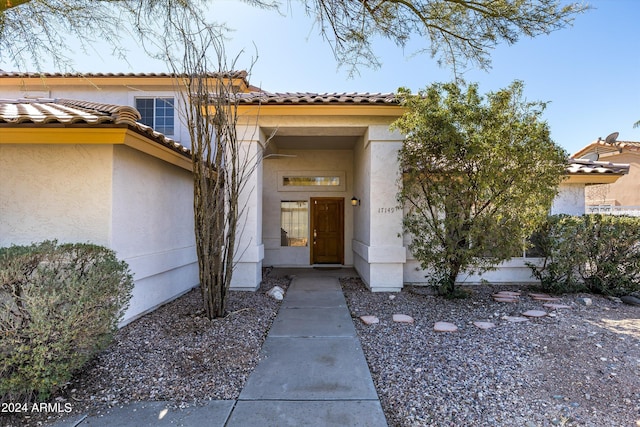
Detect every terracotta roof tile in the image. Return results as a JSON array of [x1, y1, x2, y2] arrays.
[[566, 159, 630, 175], [572, 139, 640, 158], [235, 92, 399, 105], [588, 140, 640, 152], [0, 71, 248, 80], [0, 98, 190, 158]]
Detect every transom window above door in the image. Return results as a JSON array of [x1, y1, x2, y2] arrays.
[[135, 97, 174, 136], [277, 171, 346, 192]]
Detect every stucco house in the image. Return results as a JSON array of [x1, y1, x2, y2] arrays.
[[572, 137, 640, 214], [0, 97, 198, 325], [0, 72, 630, 323]]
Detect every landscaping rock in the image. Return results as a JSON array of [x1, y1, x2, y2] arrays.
[[543, 303, 571, 310], [473, 321, 495, 330], [493, 297, 519, 303], [620, 295, 640, 306], [503, 316, 529, 323], [576, 297, 593, 306], [531, 296, 560, 302], [494, 291, 521, 296], [434, 321, 458, 332], [360, 315, 380, 325], [529, 293, 551, 298], [522, 310, 547, 318], [393, 314, 415, 324], [266, 286, 284, 301]]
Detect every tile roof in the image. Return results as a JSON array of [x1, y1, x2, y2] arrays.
[[572, 139, 640, 158], [0, 71, 248, 80], [586, 140, 640, 152], [234, 92, 400, 105], [0, 98, 190, 158], [566, 159, 630, 175]]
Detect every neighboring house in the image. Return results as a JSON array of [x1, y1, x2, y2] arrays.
[[573, 138, 640, 214], [0, 73, 631, 311]]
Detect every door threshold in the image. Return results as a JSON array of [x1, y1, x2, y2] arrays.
[[312, 264, 344, 270]]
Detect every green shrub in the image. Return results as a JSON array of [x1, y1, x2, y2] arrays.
[[527, 215, 585, 294], [528, 214, 640, 296], [576, 214, 640, 296], [0, 241, 133, 403]]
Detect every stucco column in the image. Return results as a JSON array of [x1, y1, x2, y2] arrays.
[[230, 125, 265, 290], [353, 125, 405, 291]]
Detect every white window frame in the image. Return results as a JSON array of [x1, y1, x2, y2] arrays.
[[134, 96, 175, 136]]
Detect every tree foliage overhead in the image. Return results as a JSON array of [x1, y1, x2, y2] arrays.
[[306, 0, 587, 73], [1, 0, 586, 73], [394, 80, 567, 296]]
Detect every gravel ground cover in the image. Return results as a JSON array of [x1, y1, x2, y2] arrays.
[[3, 273, 290, 427], [341, 277, 640, 427], [4, 272, 639, 427]]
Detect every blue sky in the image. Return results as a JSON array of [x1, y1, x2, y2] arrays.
[[3, 0, 639, 155]]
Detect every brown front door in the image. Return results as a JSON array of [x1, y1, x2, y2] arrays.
[[310, 197, 344, 264]]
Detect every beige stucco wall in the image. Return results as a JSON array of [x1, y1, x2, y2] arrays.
[[262, 148, 354, 267], [352, 135, 371, 284], [111, 145, 198, 324], [0, 141, 197, 326], [585, 153, 640, 206], [352, 126, 405, 291], [0, 144, 113, 246], [552, 182, 585, 216], [231, 137, 265, 290]]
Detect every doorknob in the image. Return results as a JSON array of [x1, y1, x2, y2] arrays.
[[313, 229, 317, 245]]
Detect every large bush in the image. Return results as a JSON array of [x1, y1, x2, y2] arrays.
[[528, 214, 640, 296], [0, 241, 133, 402]]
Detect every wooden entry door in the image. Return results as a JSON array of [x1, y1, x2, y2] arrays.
[[310, 198, 344, 264]]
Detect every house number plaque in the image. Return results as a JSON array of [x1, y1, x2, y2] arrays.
[[377, 207, 397, 214]]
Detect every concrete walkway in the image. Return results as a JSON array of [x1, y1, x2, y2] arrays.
[[53, 269, 387, 427]]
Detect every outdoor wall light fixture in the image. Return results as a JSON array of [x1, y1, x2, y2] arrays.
[[351, 197, 360, 206]]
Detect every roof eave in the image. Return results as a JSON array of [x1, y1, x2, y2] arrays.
[[237, 104, 404, 117], [564, 173, 626, 184]]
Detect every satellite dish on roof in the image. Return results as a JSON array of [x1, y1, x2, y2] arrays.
[[583, 152, 599, 161], [605, 131, 619, 145]]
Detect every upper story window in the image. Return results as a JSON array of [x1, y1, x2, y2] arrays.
[[135, 97, 174, 136]]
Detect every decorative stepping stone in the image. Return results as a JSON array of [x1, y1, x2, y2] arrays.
[[473, 321, 495, 330], [393, 314, 415, 324], [543, 303, 571, 310], [493, 297, 518, 303], [531, 296, 560, 302], [360, 315, 380, 325], [495, 291, 521, 296], [522, 310, 547, 318], [529, 293, 551, 298], [434, 321, 458, 332], [503, 316, 529, 323]]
